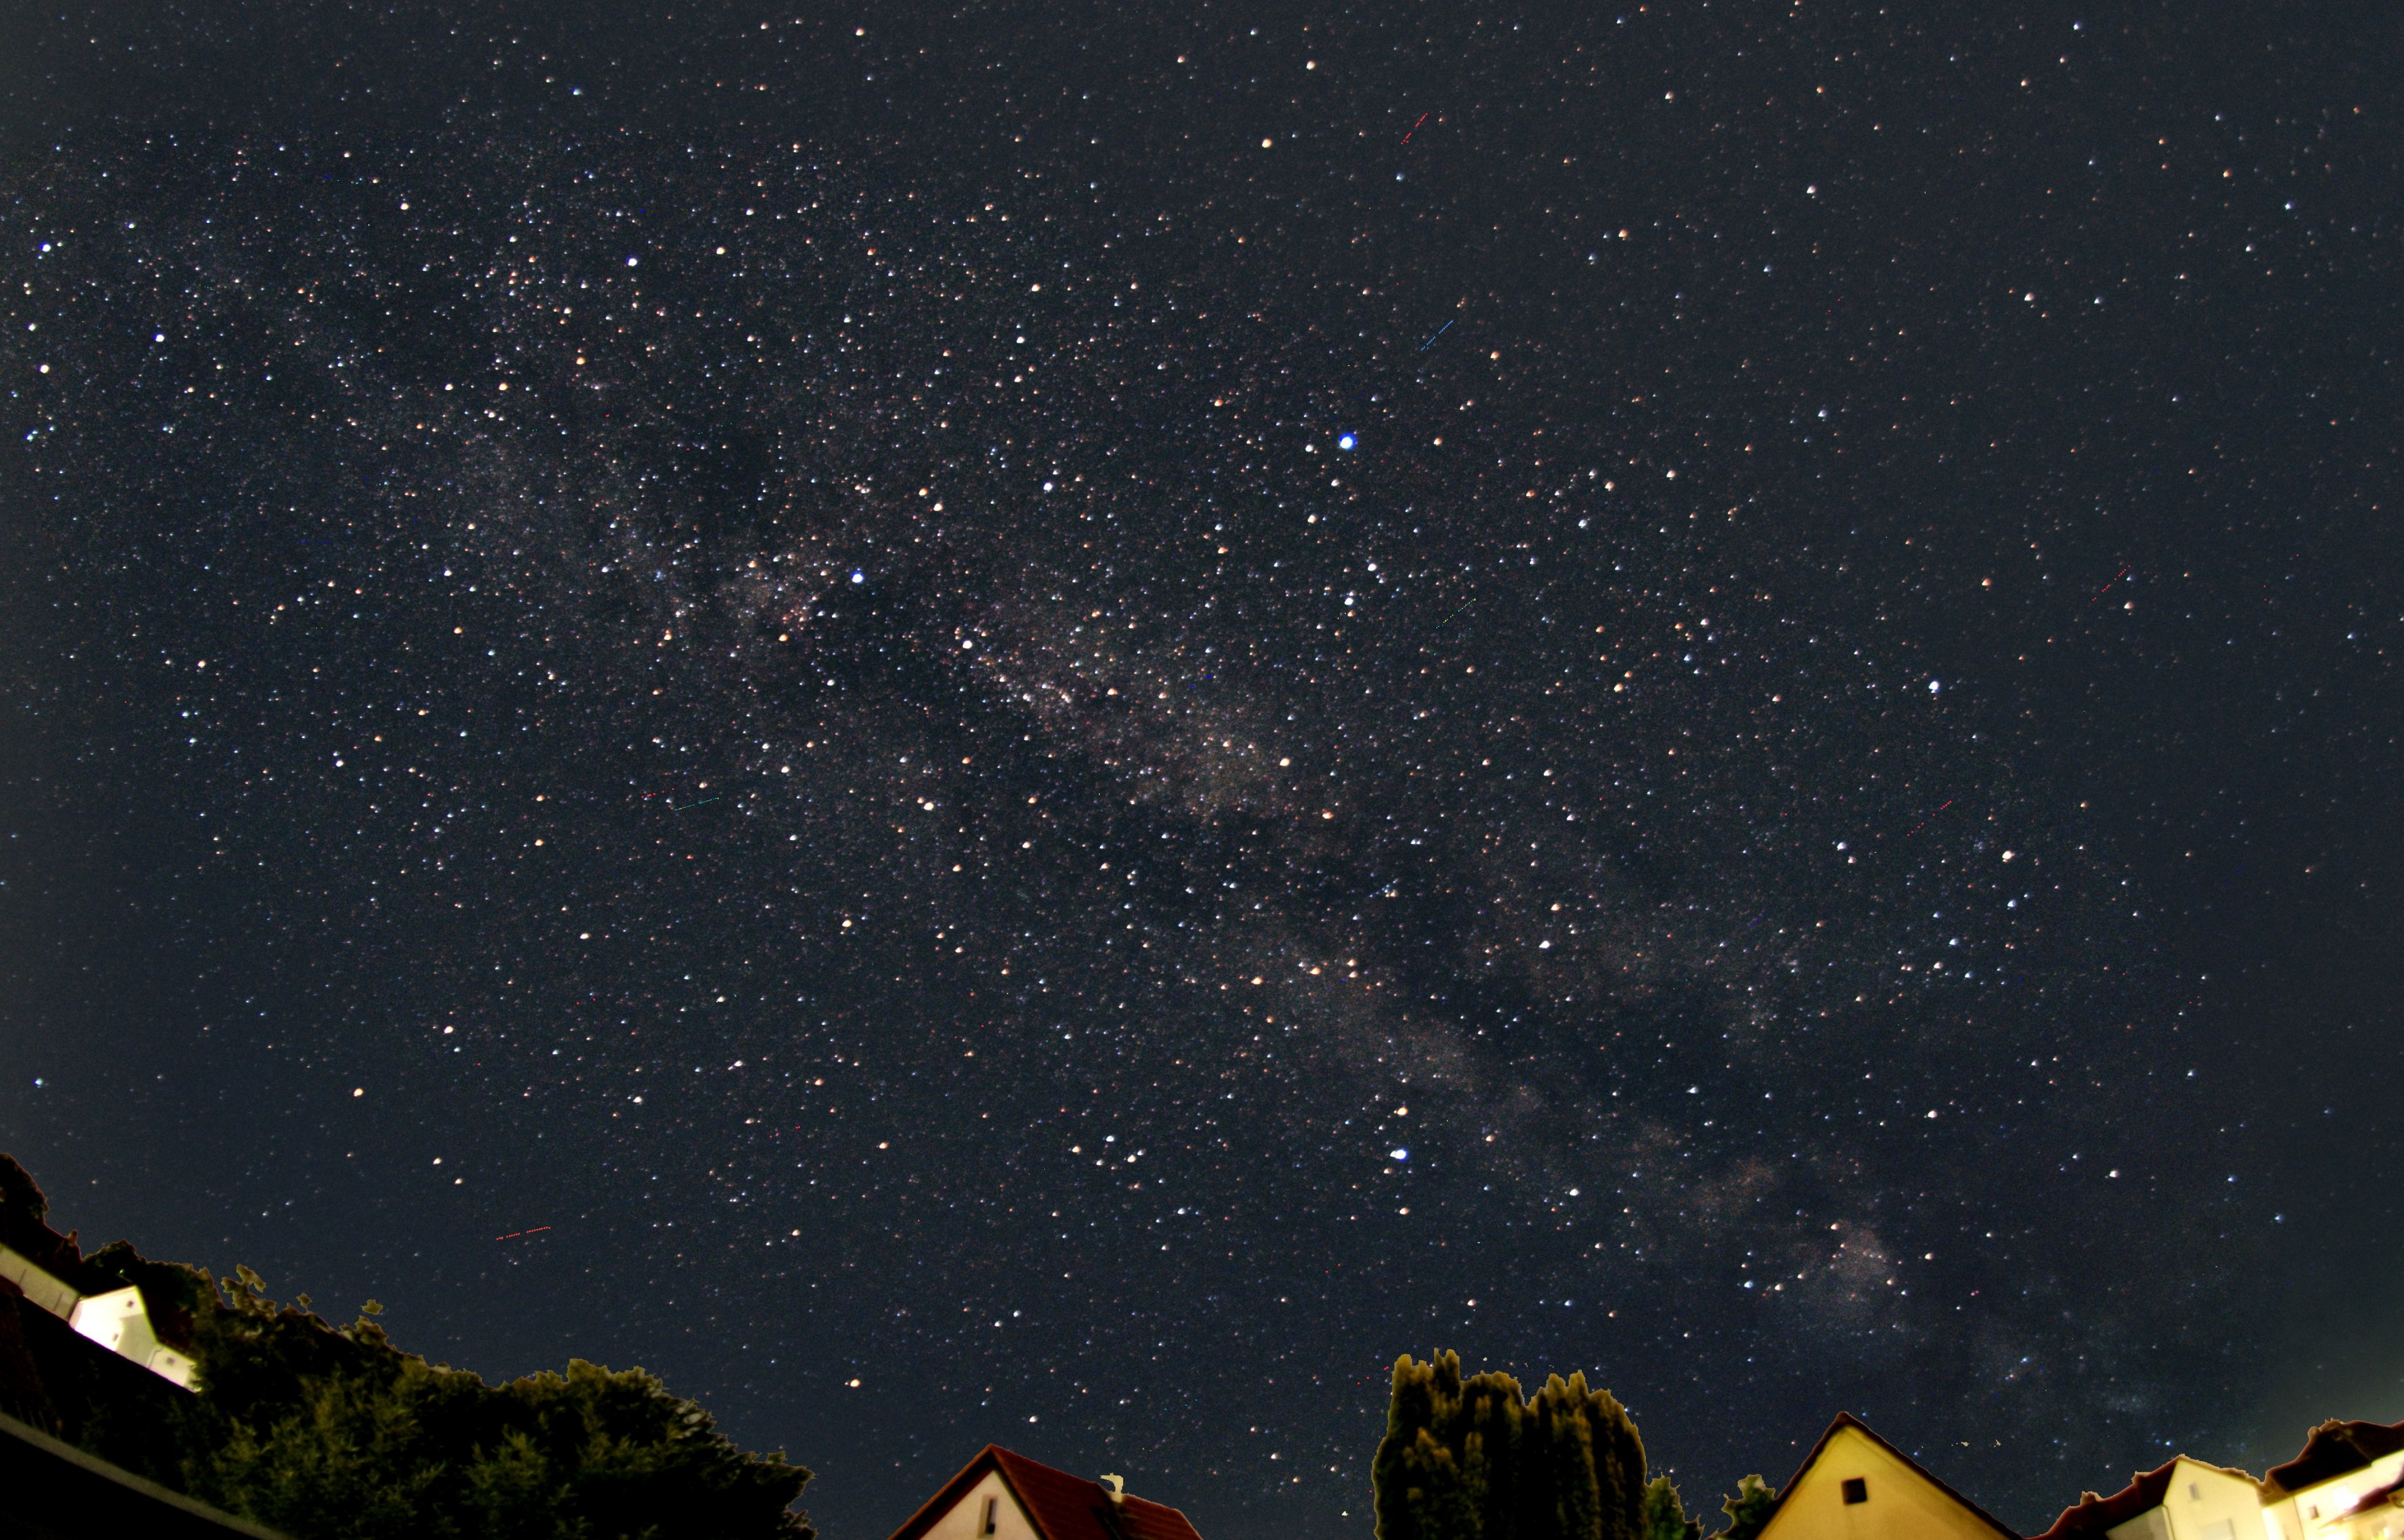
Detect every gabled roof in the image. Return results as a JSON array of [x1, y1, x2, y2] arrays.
[[2266, 1422, 2404, 1498], [885, 1445, 1206, 1540], [2032, 1457, 2258, 1540], [1769, 1412, 2020, 1540]]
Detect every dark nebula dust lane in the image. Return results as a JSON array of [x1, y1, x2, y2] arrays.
[[3, 5, 2400, 1537]]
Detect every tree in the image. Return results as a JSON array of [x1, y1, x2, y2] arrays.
[[1717, 1474, 1781, 1540], [1374, 1352, 1650, 1540], [1642, 1476, 1702, 1540], [178, 1265, 816, 1540]]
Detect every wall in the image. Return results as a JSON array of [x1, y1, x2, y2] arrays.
[[1756, 1425, 2006, 1540], [915, 1469, 1044, 1540]]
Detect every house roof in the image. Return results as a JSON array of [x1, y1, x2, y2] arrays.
[[2266, 1422, 2404, 1499], [1769, 1413, 2021, 1540], [2031, 1457, 2259, 1540], [2031, 1459, 2184, 1540], [885, 1445, 1206, 1540]]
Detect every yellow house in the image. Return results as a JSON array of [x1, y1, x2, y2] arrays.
[[2032, 1455, 2266, 1540], [1752, 1414, 2018, 1540]]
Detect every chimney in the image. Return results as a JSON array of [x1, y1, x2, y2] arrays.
[[1099, 1474, 1126, 1506]]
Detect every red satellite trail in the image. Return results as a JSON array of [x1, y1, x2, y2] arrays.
[[1905, 799, 1955, 838], [2088, 564, 2131, 603], [495, 1226, 552, 1241], [1400, 112, 1429, 144]]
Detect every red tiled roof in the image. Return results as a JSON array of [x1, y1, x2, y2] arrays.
[[886, 1445, 1206, 1540], [2032, 1457, 2265, 1540], [2031, 1460, 2188, 1540]]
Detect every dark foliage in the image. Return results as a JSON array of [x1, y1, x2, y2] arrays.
[[1641, 1476, 1702, 1540], [1373, 1350, 1650, 1540], [1717, 1474, 1780, 1540]]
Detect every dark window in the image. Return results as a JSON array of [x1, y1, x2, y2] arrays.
[[1842, 1479, 1869, 1506], [981, 1496, 999, 1535]]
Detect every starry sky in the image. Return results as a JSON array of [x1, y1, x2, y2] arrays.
[[3, 3, 2400, 1536]]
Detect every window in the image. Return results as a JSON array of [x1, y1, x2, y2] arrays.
[[2191, 1485, 2202, 1503], [1842, 1479, 1869, 1506], [981, 1497, 999, 1536]]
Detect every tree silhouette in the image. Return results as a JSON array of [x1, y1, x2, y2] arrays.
[[1642, 1476, 1703, 1540], [1374, 1351, 1650, 1540], [1717, 1474, 1782, 1540]]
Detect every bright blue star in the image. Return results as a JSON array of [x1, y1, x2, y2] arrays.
[[850, 570, 865, 585], [1337, 434, 1357, 451]]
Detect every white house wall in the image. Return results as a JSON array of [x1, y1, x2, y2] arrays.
[[2111, 1507, 2174, 1540], [918, 1470, 1042, 1540], [2272, 1452, 2404, 1540], [2093, 1459, 2261, 1540], [0, 1245, 80, 1318]]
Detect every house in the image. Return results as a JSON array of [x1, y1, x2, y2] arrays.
[[2028, 1417, 2404, 1540], [2262, 1421, 2404, 1540], [0, 1244, 196, 1390], [1750, 1412, 2019, 1540], [885, 1444, 1207, 1540], [2030, 1455, 2266, 1540]]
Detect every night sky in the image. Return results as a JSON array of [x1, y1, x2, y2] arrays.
[[4, 3, 2400, 1536]]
